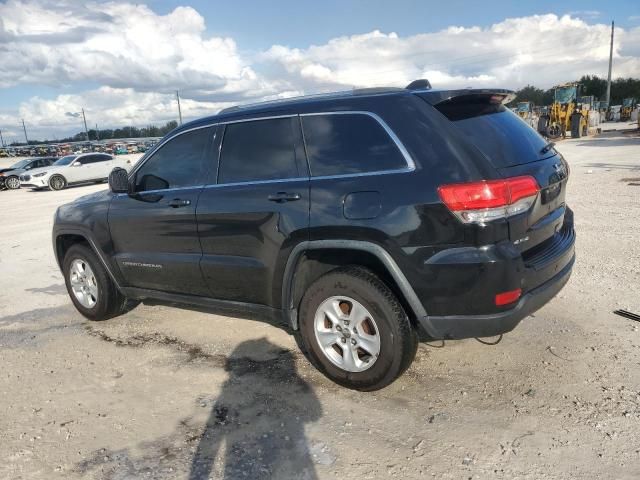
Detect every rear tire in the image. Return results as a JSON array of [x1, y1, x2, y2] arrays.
[[49, 174, 67, 191], [570, 113, 582, 138], [297, 266, 418, 391], [63, 244, 138, 321], [5, 176, 20, 189]]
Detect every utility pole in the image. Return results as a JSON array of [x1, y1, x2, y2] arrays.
[[0, 129, 5, 147], [21, 119, 29, 145], [95, 124, 99, 141], [176, 90, 183, 125], [605, 21, 614, 107], [81, 108, 90, 141]]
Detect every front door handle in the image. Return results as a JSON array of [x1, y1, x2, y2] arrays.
[[268, 192, 301, 203], [168, 198, 191, 208]]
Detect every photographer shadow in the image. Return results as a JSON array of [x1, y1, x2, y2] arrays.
[[189, 338, 322, 480]]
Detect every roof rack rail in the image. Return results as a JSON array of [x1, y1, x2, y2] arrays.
[[406, 79, 432, 90]]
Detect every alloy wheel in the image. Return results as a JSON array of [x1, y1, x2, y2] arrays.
[[6, 176, 20, 189], [313, 296, 381, 373], [69, 258, 98, 308]]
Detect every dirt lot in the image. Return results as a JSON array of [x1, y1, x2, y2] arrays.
[[1, 131, 639, 480]]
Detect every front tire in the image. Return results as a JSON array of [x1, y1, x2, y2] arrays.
[[49, 174, 67, 191], [5, 176, 20, 189], [63, 244, 137, 321], [298, 266, 418, 391]]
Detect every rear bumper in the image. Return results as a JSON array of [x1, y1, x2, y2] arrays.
[[420, 253, 574, 339], [415, 211, 575, 340]]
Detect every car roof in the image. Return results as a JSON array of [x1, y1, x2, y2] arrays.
[[171, 83, 514, 135], [175, 86, 415, 133]]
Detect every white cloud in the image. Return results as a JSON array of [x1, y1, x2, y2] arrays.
[[264, 14, 639, 91], [1, 2, 639, 141]]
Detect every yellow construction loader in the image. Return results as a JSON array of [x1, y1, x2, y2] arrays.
[[621, 97, 636, 121], [546, 82, 590, 139]]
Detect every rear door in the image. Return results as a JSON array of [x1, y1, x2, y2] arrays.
[[428, 93, 570, 252], [196, 116, 310, 307], [65, 155, 95, 182], [88, 154, 113, 179], [108, 126, 215, 295]]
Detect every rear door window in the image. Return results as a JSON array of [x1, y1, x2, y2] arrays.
[[218, 117, 299, 184], [301, 113, 408, 177]]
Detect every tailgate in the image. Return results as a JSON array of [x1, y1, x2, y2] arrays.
[[423, 90, 570, 251], [498, 154, 570, 252]]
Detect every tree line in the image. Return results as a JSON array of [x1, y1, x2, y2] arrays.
[[508, 75, 640, 107], [9, 120, 178, 146]]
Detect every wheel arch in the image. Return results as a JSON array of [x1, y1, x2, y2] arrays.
[[282, 240, 436, 336], [53, 229, 124, 293]]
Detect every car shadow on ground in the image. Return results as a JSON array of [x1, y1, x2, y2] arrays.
[[75, 338, 323, 480]]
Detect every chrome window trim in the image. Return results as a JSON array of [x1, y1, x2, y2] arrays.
[[299, 110, 416, 172], [127, 110, 416, 190], [114, 184, 207, 197], [204, 177, 309, 189], [218, 114, 297, 126], [310, 167, 413, 181]]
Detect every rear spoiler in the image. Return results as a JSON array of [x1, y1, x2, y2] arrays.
[[416, 89, 516, 106]]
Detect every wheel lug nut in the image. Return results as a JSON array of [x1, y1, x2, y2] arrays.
[[351, 339, 357, 345], [336, 326, 342, 332], [341, 337, 346, 343]]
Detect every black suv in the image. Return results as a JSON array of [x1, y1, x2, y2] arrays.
[[53, 82, 575, 390]]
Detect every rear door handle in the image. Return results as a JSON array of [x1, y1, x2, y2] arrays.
[[168, 198, 191, 208], [268, 192, 301, 203]]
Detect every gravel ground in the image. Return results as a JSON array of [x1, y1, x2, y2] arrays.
[[1, 131, 639, 480]]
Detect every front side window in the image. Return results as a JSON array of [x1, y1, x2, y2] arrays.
[[135, 127, 213, 192], [218, 118, 299, 184], [301, 113, 408, 177]]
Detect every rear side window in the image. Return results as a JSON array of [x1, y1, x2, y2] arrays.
[[432, 96, 550, 168], [135, 127, 212, 192], [218, 118, 298, 184], [77, 155, 98, 164], [301, 113, 407, 177]]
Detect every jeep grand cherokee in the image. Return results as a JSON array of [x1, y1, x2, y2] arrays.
[[52, 81, 575, 390]]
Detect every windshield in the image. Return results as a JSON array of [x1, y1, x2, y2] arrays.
[[9, 159, 30, 169], [623, 98, 635, 107], [555, 86, 577, 104], [53, 155, 77, 166], [516, 103, 530, 112]]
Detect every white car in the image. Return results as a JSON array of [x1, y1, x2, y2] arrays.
[[20, 153, 132, 191]]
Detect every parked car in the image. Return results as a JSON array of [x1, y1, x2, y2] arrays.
[[21, 153, 131, 190], [0, 157, 57, 190], [52, 82, 575, 390]]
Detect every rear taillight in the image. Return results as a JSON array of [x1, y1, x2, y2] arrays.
[[438, 176, 539, 224]]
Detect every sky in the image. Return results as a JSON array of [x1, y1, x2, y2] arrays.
[[0, 0, 639, 142]]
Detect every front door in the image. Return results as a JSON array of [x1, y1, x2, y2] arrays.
[[197, 116, 310, 308], [108, 126, 216, 295]]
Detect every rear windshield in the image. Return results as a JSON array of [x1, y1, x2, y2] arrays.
[[434, 97, 552, 168]]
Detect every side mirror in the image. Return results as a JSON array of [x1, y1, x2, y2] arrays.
[[71, 162, 82, 167], [108, 167, 130, 194]]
